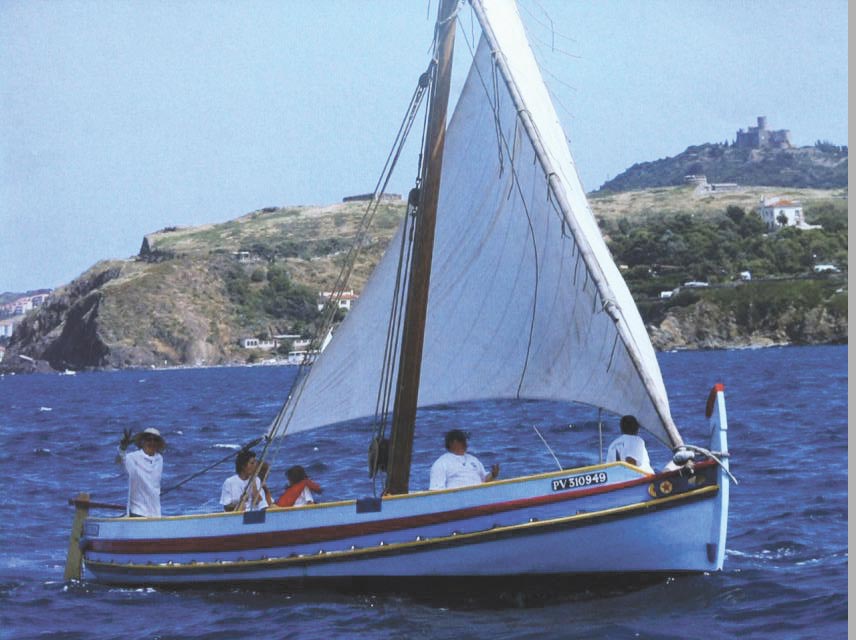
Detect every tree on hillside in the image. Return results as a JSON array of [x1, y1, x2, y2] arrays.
[[725, 205, 745, 224]]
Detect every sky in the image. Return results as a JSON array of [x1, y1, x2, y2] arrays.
[[1, 0, 848, 293]]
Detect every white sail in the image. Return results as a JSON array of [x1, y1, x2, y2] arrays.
[[279, 0, 681, 447]]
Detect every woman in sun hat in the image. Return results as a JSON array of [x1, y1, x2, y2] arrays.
[[117, 427, 166, 517]]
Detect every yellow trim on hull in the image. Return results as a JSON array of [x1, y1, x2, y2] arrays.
[[86, 461, 646, 523], [85, 485, 718, 574]]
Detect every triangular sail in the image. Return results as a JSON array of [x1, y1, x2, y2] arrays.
[[275, 0, 682, 448]]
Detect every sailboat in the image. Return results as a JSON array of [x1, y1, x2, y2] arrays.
[[68, 0, 731, 587]]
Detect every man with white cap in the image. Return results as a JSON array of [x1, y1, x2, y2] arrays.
[[117, 427, 165, 517]]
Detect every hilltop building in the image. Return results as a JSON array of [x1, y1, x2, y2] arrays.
[[735, 116, 791, 150], [342, 193, 402, 203], [757, 197, 820, 230], [684, 175, 739, 193]]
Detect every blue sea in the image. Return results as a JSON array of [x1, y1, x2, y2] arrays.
[[0, 345, 847, 639]]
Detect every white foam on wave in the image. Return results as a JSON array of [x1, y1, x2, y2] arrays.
[[213, 443, 242, 450], [107, 586, 157, 594], [727, 546, 797, 561]]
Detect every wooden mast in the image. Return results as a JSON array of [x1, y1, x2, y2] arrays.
[[386, 0, 457, 495]]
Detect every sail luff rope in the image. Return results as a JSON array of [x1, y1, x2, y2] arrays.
[[467, 0, 682, 447]]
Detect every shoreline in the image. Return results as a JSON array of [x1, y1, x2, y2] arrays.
[[0, 340, 846, 376]]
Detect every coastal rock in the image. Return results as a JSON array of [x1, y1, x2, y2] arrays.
[[3, 264, 121, 371], [649, 297, 847, 351]]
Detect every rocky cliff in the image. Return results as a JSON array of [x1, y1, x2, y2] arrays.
[[2, 192, 847, 373], [648, 297, 848, 351], [2, 202, 401, 373]]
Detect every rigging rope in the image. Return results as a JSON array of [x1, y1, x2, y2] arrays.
[[370, 44, 438, 494], [160, 437, 262, 496], [676, 444, 739, 485], [232, 62, 435, 510], [265, 64, 432, 446], [369, 190, 418, 482]]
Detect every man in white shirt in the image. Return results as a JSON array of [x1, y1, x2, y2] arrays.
[[606, 415, 654, 474], [220, 449, 268, 511], [117, 427, 165, 517], [429, 429, 500, 490]]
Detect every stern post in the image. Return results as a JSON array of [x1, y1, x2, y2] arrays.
[[64, 492, 90, 581]]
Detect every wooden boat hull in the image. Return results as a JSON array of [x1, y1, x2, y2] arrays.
[[83, 471, 726, 586], [81, 390, 730, 587]]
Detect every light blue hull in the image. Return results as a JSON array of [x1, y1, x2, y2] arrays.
[[82, 390, 731, 586]]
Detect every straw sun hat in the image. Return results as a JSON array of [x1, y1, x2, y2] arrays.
[[135, 427, 166, 452]]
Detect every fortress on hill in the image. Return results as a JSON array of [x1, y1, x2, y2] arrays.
[[735, 116, 791, 149]]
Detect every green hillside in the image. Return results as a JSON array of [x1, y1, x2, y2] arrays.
[[2, 187, 847, 372]]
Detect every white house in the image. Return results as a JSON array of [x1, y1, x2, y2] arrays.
[[240, 337, 276, 350], [757, 197, 820, 230], [317, 289, 359, 312], [0, 317, 16, 338]]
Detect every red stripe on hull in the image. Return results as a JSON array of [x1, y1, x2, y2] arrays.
[[86, 462, 716, 555]]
